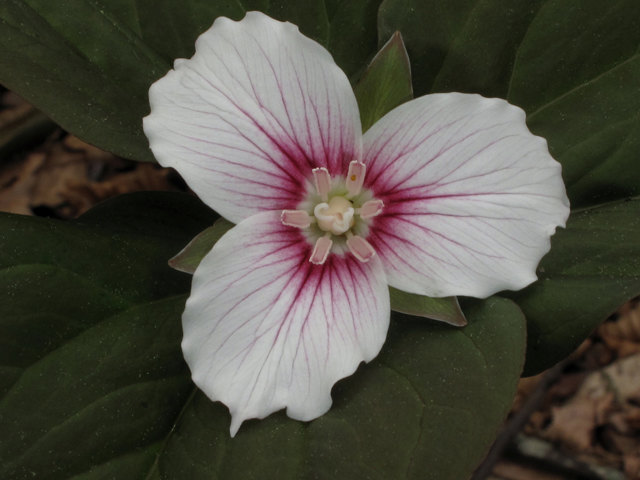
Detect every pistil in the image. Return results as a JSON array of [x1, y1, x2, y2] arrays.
[[281, 163, 384, 265], [314, 196, 355, 235]]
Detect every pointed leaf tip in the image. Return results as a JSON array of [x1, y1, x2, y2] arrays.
[[169, 218, 235, 274], [390, 287, 467, 326], [354, 30, 413, 132]]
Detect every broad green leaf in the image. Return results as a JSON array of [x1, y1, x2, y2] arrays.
[[0, 192, 217, 479], [377, 0, 545, 98], [1, 192, 524, 479], [390, 287, 467, 326], [429, 1, 546, 98], [0, 295, 191, 480], [379, 0, 640, 209], [354, 31, 413, 132], [0, 0, 169, 162], [506, 198, 640, 376], [0, 0, 382, 162], [150, 298, 525, 480], [169, 218, 233, 274], [509, 0, 640, 209], [0, 193, 215, 305]]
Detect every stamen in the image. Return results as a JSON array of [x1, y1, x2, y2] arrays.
[[310, 233, 332, 265], [345, 231, 376, 263], [312, 167, 332, 202], [357, 199, 384, 219], [345, 161, 366, 198], [281, 210, 312, 228]]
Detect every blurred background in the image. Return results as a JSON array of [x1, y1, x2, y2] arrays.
[[2, 87, 639, 480]]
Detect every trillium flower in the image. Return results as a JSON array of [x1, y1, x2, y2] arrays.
[[143, 12, 570, 436]]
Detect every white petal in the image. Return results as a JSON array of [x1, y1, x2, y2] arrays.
[[183, 211, 389, 436], [144, 12, 362, 223], [363, 93, 570, 298]]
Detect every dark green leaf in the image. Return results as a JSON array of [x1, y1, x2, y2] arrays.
[[151, 298, 525, 480], [0, 0, 382, 162], [0, 295, 191, 480], [169, 218, 233, 274], [508, 0, 640, 209], [379, 0, 640, 209], [390, 287, 467, 326], [0, 192, 524, 479], [0, 0, 170, 161], [377, 0, 545, 98], [0, 192, 216, 479], [354, 31, 413, 132], [506, 198, 640, 376], [429, 1, 546, 99]]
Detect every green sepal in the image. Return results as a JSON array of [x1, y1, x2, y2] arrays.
[[169, 218, 234, 274], [390, 287, 467, 326], [353, 31, 413, 132]]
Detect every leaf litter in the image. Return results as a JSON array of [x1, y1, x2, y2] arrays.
[[0, 89, 187, 219], [492, 298, 640, 479]]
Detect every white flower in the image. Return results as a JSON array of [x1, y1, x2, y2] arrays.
[[143, 12, 570, 436]]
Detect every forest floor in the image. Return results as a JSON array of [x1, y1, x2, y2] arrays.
[[2, 89, 639, 480]]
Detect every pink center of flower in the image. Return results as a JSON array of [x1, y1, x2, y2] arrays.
[[281, 161, 384, 265]]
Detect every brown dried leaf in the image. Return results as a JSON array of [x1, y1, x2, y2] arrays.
[[625, 455, 640, 479], [62, 164, 173, 216], [493, 460, 567, 480], [597, 354, 640, 402], [547, 373, 587, 403], [0, 152, 46, 215], [0, 93, 33, 131], [581, 341, 615, 371], [63, 134, 117, 165], [599, 301, 640, 358], [526, 410, 551, 434], [603, 427, 639, 456], [0, 126, 180, 218], [1, 91, 26, 108], [513, 374, 544, 413], [545, 393, 615, 451], [29, 143, 87, 208], [613, 407, 640, 433]]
